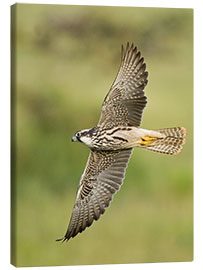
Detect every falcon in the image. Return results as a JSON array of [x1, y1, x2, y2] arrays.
[[57, 43, 187, 242]]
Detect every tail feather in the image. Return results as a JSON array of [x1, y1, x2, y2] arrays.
[[155, 127, 187, 138], [140, 127, 187, 155]]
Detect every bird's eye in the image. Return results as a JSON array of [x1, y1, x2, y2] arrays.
[[76, 132, 80, 137]]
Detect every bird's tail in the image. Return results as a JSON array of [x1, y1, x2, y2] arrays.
[[139, 127, 187, 155]]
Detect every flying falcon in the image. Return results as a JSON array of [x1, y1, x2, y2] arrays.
[[57, 43, 187, 242]]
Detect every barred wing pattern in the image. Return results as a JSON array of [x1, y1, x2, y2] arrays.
[[61, 148, 133, 241], [98, 43, 148, 128]]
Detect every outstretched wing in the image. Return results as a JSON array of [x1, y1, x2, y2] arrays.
[[58, 148, 133, 241], [98, 43, 148, 128]]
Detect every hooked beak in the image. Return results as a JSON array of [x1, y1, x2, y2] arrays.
[[71, 136, 77, 142]]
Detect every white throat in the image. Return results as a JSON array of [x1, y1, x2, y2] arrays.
[[80, 136, 92, 147]]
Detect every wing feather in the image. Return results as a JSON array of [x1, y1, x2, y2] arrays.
[[59, 148, 133, 241], [98, 43, 148, 128]]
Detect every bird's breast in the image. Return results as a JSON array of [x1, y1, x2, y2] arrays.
[[90, 126, 145, 150]]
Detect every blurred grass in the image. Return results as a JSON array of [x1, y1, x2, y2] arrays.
[[11, 3, 193, 267]]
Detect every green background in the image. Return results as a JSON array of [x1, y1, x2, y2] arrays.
[[11, 4, 193, 267]]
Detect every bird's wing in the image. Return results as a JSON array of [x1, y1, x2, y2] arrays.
[[98, 43, 148, 128], [59, 148, 133, 241]]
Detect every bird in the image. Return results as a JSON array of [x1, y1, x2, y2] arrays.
[[57, 42, 187, 242]]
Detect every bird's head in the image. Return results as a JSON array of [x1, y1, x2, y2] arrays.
[[72, 127, 97, 147]]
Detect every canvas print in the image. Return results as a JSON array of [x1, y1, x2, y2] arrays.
[[11, 3, 193, 267]]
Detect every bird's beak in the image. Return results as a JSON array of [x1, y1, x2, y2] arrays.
[[71, 136, 77, 142]]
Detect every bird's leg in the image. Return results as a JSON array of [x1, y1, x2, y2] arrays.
[[139, 136, 157, 145]]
